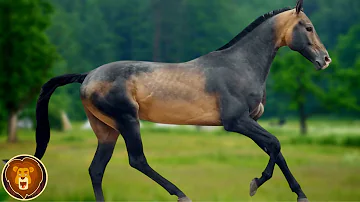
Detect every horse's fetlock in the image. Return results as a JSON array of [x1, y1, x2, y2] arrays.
[[262, 171, 272, 180], [291, 183, 302, 193]]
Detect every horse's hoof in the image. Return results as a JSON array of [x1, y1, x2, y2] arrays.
[[249, 178, 258, 196], [178, 196, 192, 202], [297, 198, 309, 202]]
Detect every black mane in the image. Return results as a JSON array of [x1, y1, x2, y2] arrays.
[[216, 7, 292, 51]]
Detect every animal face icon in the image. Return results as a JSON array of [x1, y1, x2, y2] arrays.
[[13, 164, 34, 190], [2, 155, 47, 200]]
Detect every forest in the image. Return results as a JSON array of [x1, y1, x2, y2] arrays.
[[0, 0, 360, 140]]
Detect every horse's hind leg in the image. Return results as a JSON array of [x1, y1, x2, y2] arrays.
[[84, 76, 189, 201], [116, 113, 190, 201], [84, 108, 119, 202]]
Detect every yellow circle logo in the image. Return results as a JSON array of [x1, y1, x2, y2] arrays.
[[1, 154, 48, 201]]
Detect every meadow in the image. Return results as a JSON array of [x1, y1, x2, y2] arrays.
[[1, 119, 360, 202]]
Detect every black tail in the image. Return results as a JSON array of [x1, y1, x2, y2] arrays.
[[34, 73, 88, 159]]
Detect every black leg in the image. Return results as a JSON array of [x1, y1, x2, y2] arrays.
[[276, 153, 307, 200], [89, 142, 116, 202], [224, 117, 280, 194], [117, 115, 190, 202], [250, 152, 277, 196], [224, 116, 308, 201]]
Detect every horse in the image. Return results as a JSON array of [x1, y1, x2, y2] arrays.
[[31, 0, 331, 201]]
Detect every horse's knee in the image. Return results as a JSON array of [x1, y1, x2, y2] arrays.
[[264, 136, 281, 156], [271, 136, 281, 154]]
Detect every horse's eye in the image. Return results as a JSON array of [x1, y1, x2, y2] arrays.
[[306, 26, 313, 32]]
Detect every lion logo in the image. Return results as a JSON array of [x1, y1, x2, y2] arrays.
[[1, 154, 48, 201]]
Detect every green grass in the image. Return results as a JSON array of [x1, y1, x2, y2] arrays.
[[1, 120, 360, 201]]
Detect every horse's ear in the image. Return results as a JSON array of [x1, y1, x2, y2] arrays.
[[295, 0, 304, 14]]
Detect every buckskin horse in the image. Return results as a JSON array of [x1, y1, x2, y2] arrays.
[[30, 0, 331, 201]]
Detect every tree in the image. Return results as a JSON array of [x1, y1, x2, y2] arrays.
[[305, 0, 360, 49], [331, 24, 360, 113], [270, 47, 360, 135], [0, 0, 58, 142], [46, 0, 154, 121], [336, 24, 360, 69], [270, 50, 330, 134]]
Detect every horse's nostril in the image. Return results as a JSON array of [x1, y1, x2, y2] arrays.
[[325, 56, 331, 63]]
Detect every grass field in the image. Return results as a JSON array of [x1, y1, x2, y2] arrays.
[[1, 120, 360, 201]]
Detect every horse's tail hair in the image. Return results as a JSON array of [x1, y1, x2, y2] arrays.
[[34, 73, 88, 160]]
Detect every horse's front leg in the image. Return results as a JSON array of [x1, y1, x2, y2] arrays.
[[221, 105, 308, 201]]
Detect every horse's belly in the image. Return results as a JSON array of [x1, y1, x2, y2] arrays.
[[137, 96, 221, 126], [131, 66, 221, 126]]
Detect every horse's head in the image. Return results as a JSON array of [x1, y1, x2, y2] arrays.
[[276, 0, 331, 70]]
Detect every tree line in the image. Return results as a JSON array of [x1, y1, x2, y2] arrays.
[[0, 0, 359, 141]]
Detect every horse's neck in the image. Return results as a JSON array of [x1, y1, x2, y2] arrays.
[[222, 18, 279, 83]]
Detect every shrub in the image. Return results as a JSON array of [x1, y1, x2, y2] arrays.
[[288, 135, 360, 148], [289, 136, 314, 145], [342, 136, 360, 147], [317, 135, 339, 146]]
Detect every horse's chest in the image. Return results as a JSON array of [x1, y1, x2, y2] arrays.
[[225, 81, 265, 117]]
